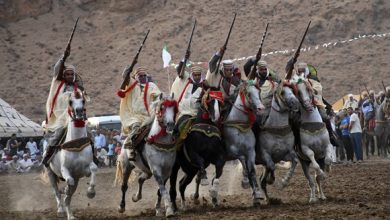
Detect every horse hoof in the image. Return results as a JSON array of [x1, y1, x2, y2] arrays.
[[87, 189, 96, 199], [253, 198, 261, 207], [309, 197, 318, 204], [69, 216, 77, 220], [132, 194, 141, 202], [181, 200, 187, 211], [200, 178, 209, 186], [319, 195, 327, 201], [209, 189, 217, 199], [155, 208, 164, 217], [212, 197, 218, 207], [241, 179, 250, 189], [166, 206, 175, 217], [117, 206, 125, 213], [57, 211, 66, 218]]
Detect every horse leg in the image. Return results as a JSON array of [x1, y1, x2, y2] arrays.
[[86, 162, 98, 199], [47, 168, 65, 217], [247, 153, 265, 205], [280, 152, 299, 189], [64, 179, 79, 220], [153, 173, 174, 217], [117, 162, 135, 213], [301, 145, 326, 179], [238, 157, 250, 189], [61, 166, 75, 186], [316, 159, 327, 200], [186, 145, 208, 185], [209, 159, 224, 207], [132, 172, 151, 202], [191, 172, 201, 205], [300, 159, 317, 203], [179, 172, 196, 211], [169, 161, 180, 212], [260, 167, 271, 204]]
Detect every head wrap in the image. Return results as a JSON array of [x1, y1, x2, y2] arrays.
[[133, 67, 148, 77], [297, 62, 309, 78], [362, 91, 368, 97], [23, 154, 28, 158], [348, 94, 353, 98], [369, 90, 375, 95], [191, 66, 202, 74], [12, 155, 18, 159], [222, 60, 234, 71], [64, 64, 76, 73], [257, 60, 268, 68]]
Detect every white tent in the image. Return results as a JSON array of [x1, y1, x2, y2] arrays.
[[0, 98, 43, 137]]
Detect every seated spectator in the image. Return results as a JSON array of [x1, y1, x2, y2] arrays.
[[96, 148, 108, 167], [0, 156, 8, 173], [19, 154, 34, 173], [32, 153, 43, 172], [8, 155, 22, 173]]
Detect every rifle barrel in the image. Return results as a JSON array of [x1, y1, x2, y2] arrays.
[[215, 13, 237, 75]]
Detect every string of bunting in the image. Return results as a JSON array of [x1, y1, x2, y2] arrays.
[[169, 31, 390, 67]]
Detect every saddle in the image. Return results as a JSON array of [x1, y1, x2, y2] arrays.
[[133, 125, 152, 149], [260, 125, 292, 136], [60, 137, 92, 152], [190, 123, 221, 139]]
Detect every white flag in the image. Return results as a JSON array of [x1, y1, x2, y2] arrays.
[[162, 45, 171, 68]]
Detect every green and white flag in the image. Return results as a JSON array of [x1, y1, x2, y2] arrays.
[[162, 45, 171, 68]]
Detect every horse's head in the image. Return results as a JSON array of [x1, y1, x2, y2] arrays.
[[201, 89, 224, 123], [295, 79, 315, 112], [239, 80, 265, 115], [275, 80, 300, 112], [154, 93, 178, 134], [68, 91, 87, 121], [382, 97, 390, 116]]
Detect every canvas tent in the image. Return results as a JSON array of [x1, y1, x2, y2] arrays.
[[0, 98, 42, 138], [332, 94, 361, 112]]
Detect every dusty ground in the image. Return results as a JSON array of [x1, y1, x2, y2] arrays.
[[0, 158, 389, 219]]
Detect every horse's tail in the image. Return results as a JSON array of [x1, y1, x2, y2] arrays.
[[113, 150, 141, 187], [113, 154, 123, 187], [39, 168, 50, 185]]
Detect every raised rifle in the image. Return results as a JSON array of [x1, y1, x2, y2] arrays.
[[214, 13, 237, 75], [285, 21, 311, 80], [58, 17, 79, 77], [178, 19, 197, 78], [248, 23, 269, 80], [119, 29, 150, 90], [381, 81, 388, 97]]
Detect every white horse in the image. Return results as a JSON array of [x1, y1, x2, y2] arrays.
[[47, 91, 97, 220], [115, 94, 178, 217], [294, 79, 333, 203], [223, 81, 266, 204], [256, 81, 300, 202]]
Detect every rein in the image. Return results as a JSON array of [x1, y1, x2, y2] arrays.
[[67, 107, 86, 128]]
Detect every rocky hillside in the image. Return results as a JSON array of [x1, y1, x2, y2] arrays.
[[0, 0, 389, 122]]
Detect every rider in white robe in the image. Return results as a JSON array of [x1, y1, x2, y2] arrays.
[[118, 67, 161, 161], [42, 52, 85, 166]]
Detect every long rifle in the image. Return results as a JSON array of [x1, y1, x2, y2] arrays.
[[214, 13, 237, 75], [285, 21, 311, 79], [58, 17, 79, 77], [178, 19, 197, 78], [248, 23, 269, 80], [119, 29, 150, 90]]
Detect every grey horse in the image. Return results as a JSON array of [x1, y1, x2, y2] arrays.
[[294, 79, 333, 203], [374, 96, 390, 157], [223, 81, 266, 205], [115, 94, 178, 217], [256, 81, 300, 202]]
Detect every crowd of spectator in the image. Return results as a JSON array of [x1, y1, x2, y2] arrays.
[[0, 127, 125, 175]]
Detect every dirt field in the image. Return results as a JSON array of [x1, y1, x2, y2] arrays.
[[1, 158, 389, 220]]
